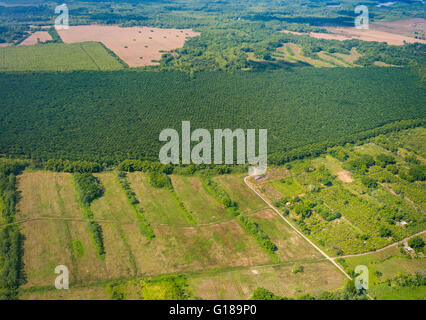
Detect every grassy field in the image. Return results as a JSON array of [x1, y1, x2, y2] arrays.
[[213, 174, 268, 214], [91, 172, 137, 223], [171, 175, 230, 223], [14, 169, 349, 299], [336, 234, 426, 300], [188, 260, 345, 299], [127, 172, 191, 226], [17, 171, 83, 220], [0, 42, 123, 72], [11, 127, 425, 299]]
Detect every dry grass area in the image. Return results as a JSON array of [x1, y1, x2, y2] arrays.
[[17, 171, 83, 220], [189, 261, 345, 299], [371, 18, 426, 39], [16, 170, 346, 299], [91, 172, 137, 223], [171, 175, 229, 223], [127, 220, 271, 276], [278, 43, 334, 67], [20, 220, 74, 288], [213, 174, 268, 214], [20, 31, 52, 45], [20, 285, 108, 300], [334, 48, 361, 64], [56, 25, 200, 67], [249, 209, 322, 261], [281, 25, 426, 45], [0, 43, 11, 47]]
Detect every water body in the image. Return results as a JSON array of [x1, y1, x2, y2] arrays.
[[376, 2, 395, 7]]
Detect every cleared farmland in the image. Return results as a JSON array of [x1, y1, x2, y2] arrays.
[[14, 169, 346, 299], [56, 25, 200, 67]]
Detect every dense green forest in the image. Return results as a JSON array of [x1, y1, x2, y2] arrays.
[[0, 68, 424, 165], [0, 159, 26, 299]]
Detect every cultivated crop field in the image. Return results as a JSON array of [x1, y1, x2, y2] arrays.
[[0, 42, 123, 71]]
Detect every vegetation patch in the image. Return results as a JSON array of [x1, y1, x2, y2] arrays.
[[73, 173, 105, 260]]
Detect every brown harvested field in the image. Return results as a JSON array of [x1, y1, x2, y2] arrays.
[[0, 43, 11, 47], [17, 171, 83, 220], [19, 31, 52, 45], [317, 28, 423, 46], [189, 261, 345, 299], [371, 18, 426, 39], [281, 26, 426, 45], [56, 25, 200, 67]]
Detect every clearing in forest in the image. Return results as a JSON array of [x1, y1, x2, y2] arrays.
[[282, 26, 426, 46], [56, 25, 200, 67], [19, 31, 52, 45]]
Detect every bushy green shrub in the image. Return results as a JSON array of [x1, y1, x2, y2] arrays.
[[237, 215, 277, 254], [73, 173, 104, 205]]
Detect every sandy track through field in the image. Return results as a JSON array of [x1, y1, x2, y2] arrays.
[[244, 176, 352, 280], [335, 230, 426, 259], [244, 174, 426, 297]]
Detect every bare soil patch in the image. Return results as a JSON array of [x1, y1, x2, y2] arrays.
[[337, 170, 354, 183], [281, 26, 426, 45], [56, 25, 200, 67], [371, 18, 426, 39], [256, 209, 276, 220], [20, 31, 52, 45]]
